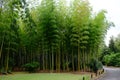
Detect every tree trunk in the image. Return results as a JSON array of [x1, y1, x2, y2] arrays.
[[83, 49, 86, 72], [49, 49, 51, 71], [62, 52, 65, 71], [72, 49, 74, 71], [51, 46, 54, 72], [42, 52, 45, 70], [0, 34, 5, 59], [5, 42, 10, 73], [45, 50, 48, 70], [24, 46, 27, 64], [66, 53, 69, 71], [56, 52, 58, 71], [58, 47, 60, 72], [78, 44, 80, 71]]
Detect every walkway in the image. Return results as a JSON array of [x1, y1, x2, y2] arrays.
[[97, 67, 120, 80]]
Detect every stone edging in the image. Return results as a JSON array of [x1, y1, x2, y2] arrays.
[[93, 70, 106, 80]]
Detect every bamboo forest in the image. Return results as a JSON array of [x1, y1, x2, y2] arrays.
[[0, 0, 112, 75]]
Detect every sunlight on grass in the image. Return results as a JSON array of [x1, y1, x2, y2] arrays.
[[0, 73, 90, 80]]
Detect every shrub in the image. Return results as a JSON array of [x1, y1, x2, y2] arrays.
[[89, 58, 103, 73], [103, 53, 116, 66], [23, 62, 40, 73], [103, 53, 120, 67]]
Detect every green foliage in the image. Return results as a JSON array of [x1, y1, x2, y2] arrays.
[[0, 0, 111, 72], [89, 58, 103, 73], [103, 53, 120, 67], [100, 45, 111, 64], [103, 53, 115, 65], [115, 34, 120, 52], [101, 34, 120, 66], [23, 62, 40, 73], [109, 37, 117, 53]]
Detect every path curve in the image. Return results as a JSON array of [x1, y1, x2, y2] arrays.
[[97, 66, 120, 80]]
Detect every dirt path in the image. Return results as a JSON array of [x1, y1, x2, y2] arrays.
[[97, 67, 120, 80]]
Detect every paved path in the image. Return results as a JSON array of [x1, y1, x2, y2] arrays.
[[97, 67, 120, 80]]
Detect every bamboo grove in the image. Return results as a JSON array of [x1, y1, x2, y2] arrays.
[[0, 0, 112, 73]]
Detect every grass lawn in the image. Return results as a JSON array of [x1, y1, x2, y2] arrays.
[[0, 72, 90, 80]]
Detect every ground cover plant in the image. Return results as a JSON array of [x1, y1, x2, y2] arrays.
[[0, 73, 90, 80]]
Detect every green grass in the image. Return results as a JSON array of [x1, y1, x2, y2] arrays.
[[0, 73, 90, 80]]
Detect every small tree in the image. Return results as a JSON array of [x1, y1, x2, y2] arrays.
[[89, 58, 103, 73]]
